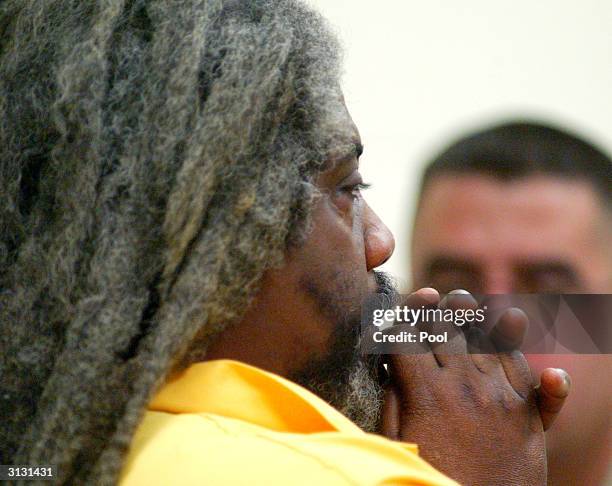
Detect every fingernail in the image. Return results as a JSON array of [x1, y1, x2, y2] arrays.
[[418, 287, 439, 295], [414, 287, 440, 305], [440, 289, 475, 310], [555, 369, 571, 394], [448, 289, 470, 295]]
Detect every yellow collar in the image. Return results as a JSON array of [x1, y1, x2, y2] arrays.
[[150, 359, 364, 434]]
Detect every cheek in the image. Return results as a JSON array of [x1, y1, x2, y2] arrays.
[[289, 197, 369, 301], [311, 196, 365, 263]]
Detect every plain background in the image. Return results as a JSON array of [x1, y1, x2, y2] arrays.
[[307, 0, 612, 289]]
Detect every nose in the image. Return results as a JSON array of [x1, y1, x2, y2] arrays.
[[363, 203, 395, 271], [484, 266, 513, 294]]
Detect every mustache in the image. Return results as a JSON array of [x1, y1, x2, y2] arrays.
[[374, 270, 399, 301], [366, 271, 399, 388]]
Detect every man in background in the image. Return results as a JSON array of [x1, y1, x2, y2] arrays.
[[410, 121, 612, 485]]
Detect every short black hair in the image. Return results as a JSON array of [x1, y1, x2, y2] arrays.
[[420, 121, 612, 208]]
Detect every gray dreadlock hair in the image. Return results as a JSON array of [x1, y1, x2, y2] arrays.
[[0, 0, 346, 483]]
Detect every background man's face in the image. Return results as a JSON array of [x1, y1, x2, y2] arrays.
[[411, 174, 611, 294], [410, 172, 612, 485]]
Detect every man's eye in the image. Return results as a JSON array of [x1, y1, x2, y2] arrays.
[[341, 182, 371, 199]]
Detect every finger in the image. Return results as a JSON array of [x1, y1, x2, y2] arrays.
[[425, 319, 467, 367], [381, 385, 400, 440], [489, 307, 528, 352], [383, 287, 440, 368], [491, 309, 533, 398], [537, 368, 571, 431], [467, 327, 505, 375], [440, 289, 479, 315], [403, 287, 440, 309], [498, 349, 533, 400], [424, 290, 476, 367], [366, 287, 439, 358], [386, 331, 437, 382]]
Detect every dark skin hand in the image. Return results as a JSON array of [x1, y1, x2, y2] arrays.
[[380, 288, 571, 486]]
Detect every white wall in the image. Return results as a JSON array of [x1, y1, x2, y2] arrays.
[[307, 0, 612, 289]]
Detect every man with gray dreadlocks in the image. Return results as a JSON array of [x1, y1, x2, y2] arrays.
[[0, 1, 571, 485]]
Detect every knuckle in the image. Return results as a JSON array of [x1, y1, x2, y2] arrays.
[[497, 385, 524, 412]]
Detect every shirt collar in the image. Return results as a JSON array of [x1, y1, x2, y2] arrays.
[[149, 359, 363, 434]]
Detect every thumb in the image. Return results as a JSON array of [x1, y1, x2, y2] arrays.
[[536, 368, 571, 431], [381, 384, 400, 440]]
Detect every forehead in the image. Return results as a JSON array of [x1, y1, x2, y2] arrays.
[[414, 174, 605, 260]]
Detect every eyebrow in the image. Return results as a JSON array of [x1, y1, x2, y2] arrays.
[[518, 260, 580, 282], [334, 141, 363, 162], [424, 256, 582, 289], [354, 142, 364, 158], [323, 141, 363, 171]]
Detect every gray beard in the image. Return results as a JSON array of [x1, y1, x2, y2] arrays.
[[330, 356, 384, 433], [291, 270, 396, 432], [291, 338, 384, 433]]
